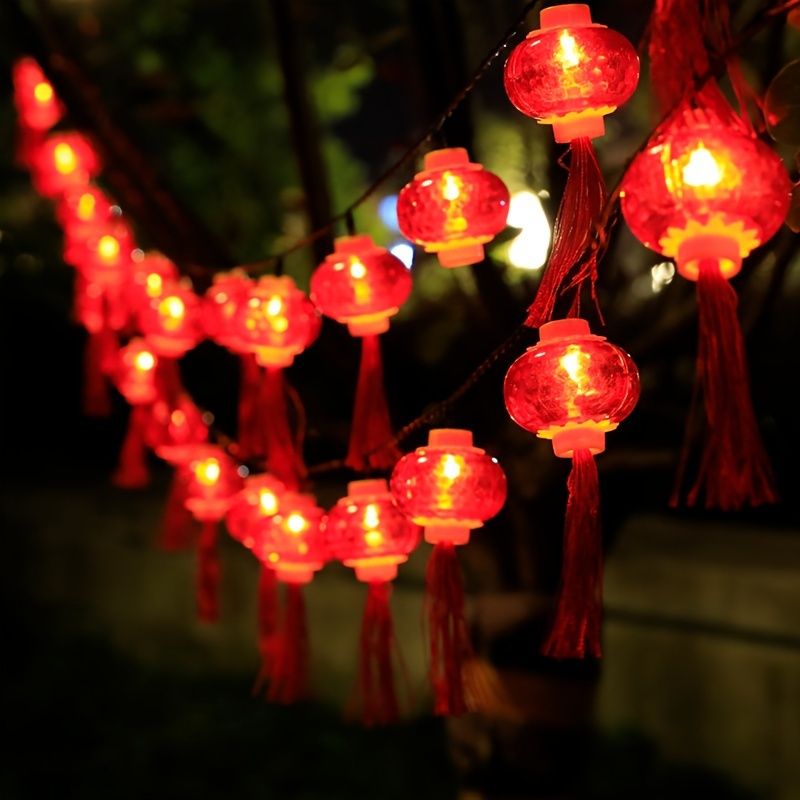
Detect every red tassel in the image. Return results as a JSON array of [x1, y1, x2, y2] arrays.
[[157, 470, 201, 551], [197, 519, 220, 623], [237, 354, 265, 461], [260, 367, 307, 491], [671, 261, 778, 510], [253, 566, 279, 695], [526, 137, 607, 328], [542, 448, 603, 660], [425, 541, 475, 716], [82, 326, 118, 417], [352, 581, 402, 727], [346, 334, 402, 473], [268, 582, 310, 705], [156, 356, 183, 409], [111, 404, 151, 488]]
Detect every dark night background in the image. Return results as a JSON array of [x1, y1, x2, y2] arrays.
[[1, 1, 799, 799]]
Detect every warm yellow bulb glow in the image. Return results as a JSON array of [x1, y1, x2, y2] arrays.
[[558, 31, 582, 68], [160, 296, 185, 320], [34, 82, 53, 103], [171, 409, 186, 426], [266, 296, 283, 316], [442, 173, 462, 201], [268, 552, 279, 563], [196, 458, 221, 486], [259, 491, 278, 515], [146, 274, 163, 297], [54, 143, 77, 174], [134, 351, 156, 372], [364, 530, 384, 548], [270, 316, 289, 333], [363, 504, 380, 529], [97, 236, 120, 261], [77, 193, 96, 221], [286, 513, 307, 534], [441, 455, 461, 480], [682, 144, 722, 188], [349, 260, 367, 279]]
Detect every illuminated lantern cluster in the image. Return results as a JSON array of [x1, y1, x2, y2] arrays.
[[621, 88, 791, 510], [391, 429, 506, 715], [504, 318, 639, 658], [326, 479, 420, 726], [311, 235, 412, 471], [29, 132, 100, 200], [397, 148, 509, 268]]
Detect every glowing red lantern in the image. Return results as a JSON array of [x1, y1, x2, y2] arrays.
[[57, 185, 117, 239], [621, 88, 791, 510], [504, 317, 639, 659], [138, 278, 205, 358], [396, 148, 509, 268], [326, 478, 420, 726], [29, 132, 100, 199], [65, 219, 135, 288], [252, 492, 328, 704], [311, 235, 411, 471], [390, 429, 506, 715], [145, 395, 209, 467], [504, 4, 639, 143], [12, 58, 63, 132]]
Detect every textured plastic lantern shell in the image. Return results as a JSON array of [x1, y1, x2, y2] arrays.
[[12, 58, 63, 131], [144, 397, 209, 465], [621, 112, 792, 280], [226, 473, 287, 549], [390, 429, 507, 545], [31, 133, 100, 198], [57, 186, 116, 238], [64, 221, 135, 286], [396, 148, 510, 267], [124, 254, 180, 317], [138, 280, 205, 358], [326, 479, 420, 582], [182, 446, 243, 522], [504, 319, 640, 458], [310, 236, 412, 336], [232, 276, 321, 367], [253, 493, 328, 584], [202, 270, 252, 348], [113, 339, 159, 405]]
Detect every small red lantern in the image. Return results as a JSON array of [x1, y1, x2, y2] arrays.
[[390, 429, 507, 715], [138, 278, 205, 359], [57, 185, 117, 240], [178, 445, 243, 622], [65, 219, 135, 288], [311, 235, 411, 471], [396, 148, 509, 268], [252, 492, 328, 704], [326, 478, 420, 726], [125, 253, 180, 316], [504, 318, 639, 659], [29, 132, 100, 199], [230, 276, 321, 488], [12, 58, 63, 132], [621, 87, 791, 510]]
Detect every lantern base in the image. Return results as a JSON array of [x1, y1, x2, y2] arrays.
[[549, 112, 607, 144], [424, 525, 472, 546], [435, 242, 486, 268], [551, 426, 606, 458], [348, 556, 407, 583], [185, 498, 229, 522], [346, 312, 393, 337], [143, 334, 192, 359], [254, 347, 296, 368], [274, 563, 321, 585], [676, 234, 742, 281]]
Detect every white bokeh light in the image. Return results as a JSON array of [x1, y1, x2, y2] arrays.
[[390, 241, 414, 268], [506, 191, 551, 270]]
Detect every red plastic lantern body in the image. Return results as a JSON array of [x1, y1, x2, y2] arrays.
[[125, 253, 180, 318], [504, 4, 639, 142], [397, 148, 509, 268], [138, 279, 205, 358], [504, 318, 639, 660], [145, 395, 209, 466], [30, 132, 100, 199], [226, 473, 286, 549], [57, 186, 117, 240], [113, 338, 159, 406], [65, 219, 135, 288], [202, 270, 253, 349], [12, 58, 63, 132]]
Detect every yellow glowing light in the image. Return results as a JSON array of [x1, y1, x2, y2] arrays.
[[558, 31, 582, 68], [286, 513, 306, 534], [559, 345, 596, 407], [268, 552, 279, 563], [54, 143, 77, 174], [682, 144, 722, 188], [365, 530, 384, 548], [97, 235, 120, 261], [196, 458, 221, 486], [77, 193, 96, 221], [442, 455, 461, 480], [270, 316, 289, 333], [364, 504, 380, 529], [134, 351, 156, 372], [160, 296, 185, 320], [349, 259, 367, 279], [259, 491, 278, 515], [266, 296, 283, 316], [146, 274, 163, 297], [171, 409, 186, 426], [34, 82, 53, 103], [442, 173, 461, 202]]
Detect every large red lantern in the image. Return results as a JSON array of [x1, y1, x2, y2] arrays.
[[251, 492, 328, 704], [621, 87, 791, 510], [390, 429, 507, 715], [326, 478, 420, 726], [396, 148, 509, 268], [504, 318, 639, 659], [29, 132, 100, 199], [504, 4, 640, 327], [311, 235, 411, 471], [138, 278, 205, 359], [12, 58, 63, 133], [231, 276, 321, 488]]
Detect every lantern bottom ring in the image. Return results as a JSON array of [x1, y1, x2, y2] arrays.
[[430, 241, 487, 269], [345, 311, 394, 337], [675, 233, 743, 281], [254, 346, 298, 368], [185, 498, 230, 522], [346, 555, 407, 583], [422, 523, 478, 546], [541, 108, 613, 144], [274, 562, 323, 585], [550, 426, 606, 458]]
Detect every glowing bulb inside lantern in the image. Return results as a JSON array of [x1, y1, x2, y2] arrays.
[[134, 351, 155, 372], [286, 513, 306, 534], [441, 455, 462, 480], [558, 31, 582, 68], [259, 490, 278, 515], [146, 274, 163, 297], [77, 193, 96, 221], [97, 236, 120, 261], [442, 174, 462, 201], [364, 504, 380, 528], [266, 296, 283, 316], [196, 458, 221, 486], [160, 296, 185, 321], [682, 144, 722, 188], [34, 82, 53, 103], [171, 409, 186, 426], [268, 552, 279, 563], [349, 260, 367, 279], [54, 143, 77, 174]]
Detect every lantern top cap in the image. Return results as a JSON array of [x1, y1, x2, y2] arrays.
[[347, 478, 390, 497], [423, 147, 471, 172], [539, 318, 591, 341], [539, 4, 593, 30], [427, 428, 474, 448], [333, 234, 376, 255]]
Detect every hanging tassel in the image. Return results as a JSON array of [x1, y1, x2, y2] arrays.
[[156, 356, 183, 409], [267, 582, 310, 704], [82, 325, 118, 417], [197, 519, 220, 622], [542, 448, 603, 660], [111, 404, 151, 488], [253, 566, 279, 696], [352, 581, 401, 727], [671, 260, 778, 510], [526, 137, 607, 328], [346, 334, 402, 473], [260, 367, 307, 491], [157, 469, 201, 551], [237, 354, 265, 461], [425, 541, 475, 716]]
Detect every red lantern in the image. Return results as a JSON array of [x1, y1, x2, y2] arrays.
[[29, 132, 100, 199], [177, 446, 243, 622], [621, 88, 791, 510], [311, 235, 411, 471], [230, 276, 321, 488], [65, 220, 135, 288], [125, 253, 180, 318], [252, 492, 328, 704], [12, 58, 63, 132], [57, 185, 117, 240], [390, 429, 506, 715], [326, 478, 420, 726], [504, 318, 640, 659], [396, 148, 509, 268], [138, 278, 205, 359]]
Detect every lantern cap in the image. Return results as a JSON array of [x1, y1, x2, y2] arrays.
[[427, 428, 474, 448], [539, 318, 592, 342], [423, 147, 471, 172], [333, 234, 376, 255], [539, 4, 593, 30], [347, 478, 390, 497]]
